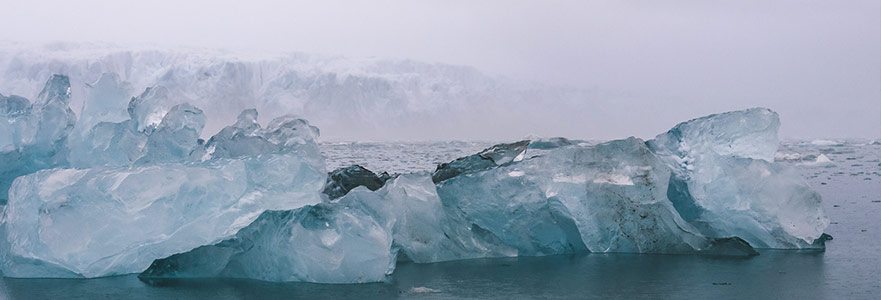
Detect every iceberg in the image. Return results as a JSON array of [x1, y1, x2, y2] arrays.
[[0, 77, 827, 285], [647, 108, 828, 248], [140, 188, 397, 284], [140, 108, 826, 284], [0, 77, 326, 278], [139, 174, 516, 283], [436, 137, 748, 254]]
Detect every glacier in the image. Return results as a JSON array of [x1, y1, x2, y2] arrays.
[[0, 74, 828, 283], [0, 45, 651, 142]]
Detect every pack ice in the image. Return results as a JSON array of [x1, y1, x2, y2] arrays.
[[0, 74, 828, 283]]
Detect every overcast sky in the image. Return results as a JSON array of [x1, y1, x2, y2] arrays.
[[1, 0, 879, 139]]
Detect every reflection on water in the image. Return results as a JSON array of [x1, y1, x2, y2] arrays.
[[0, 250, 830, 300]]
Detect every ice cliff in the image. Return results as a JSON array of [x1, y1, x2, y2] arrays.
[[0, 45, 646, 141], [0, 74, 828, 283]]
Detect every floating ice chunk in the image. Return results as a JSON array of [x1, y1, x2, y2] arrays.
[[369, 174, 516, 262], [810, 139, 840, 146], [439, 138, 712, 254], [649, 108, 828, 248], [797, 154, 835, 168], [815, 154, 832, 164], [0, 111, 325, 278], [140, 187, 395, 284], [668, 156, 828, 248], [409, 287, 441, 294], [774, 152, 816, 162]]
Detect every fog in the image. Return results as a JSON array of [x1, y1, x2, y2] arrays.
[[1, 0, 878, 139]]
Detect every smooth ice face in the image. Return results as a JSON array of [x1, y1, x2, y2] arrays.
[[648, 108, 828, 248], [70, 73, 132, 142], [373, 174, 517, 262], [648, 108, 780, 165], [139, 174, 519, 284], [0, 75, 76, 205], [678, 157, 827, 247], [437, 138, 716, 255], [140, 187, 396, 284], [0, 109, 326, 278]]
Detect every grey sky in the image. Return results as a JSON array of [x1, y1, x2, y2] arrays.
[[2, 0, 879, 139]]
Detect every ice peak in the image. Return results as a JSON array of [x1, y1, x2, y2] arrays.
[[649, 107, 780, 162], [35, 74, 71, 106], [128, 86, 173, 133], [234, 108, 259, 129]]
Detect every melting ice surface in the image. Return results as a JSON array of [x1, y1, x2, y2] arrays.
[[0, 74, 829, 283]]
